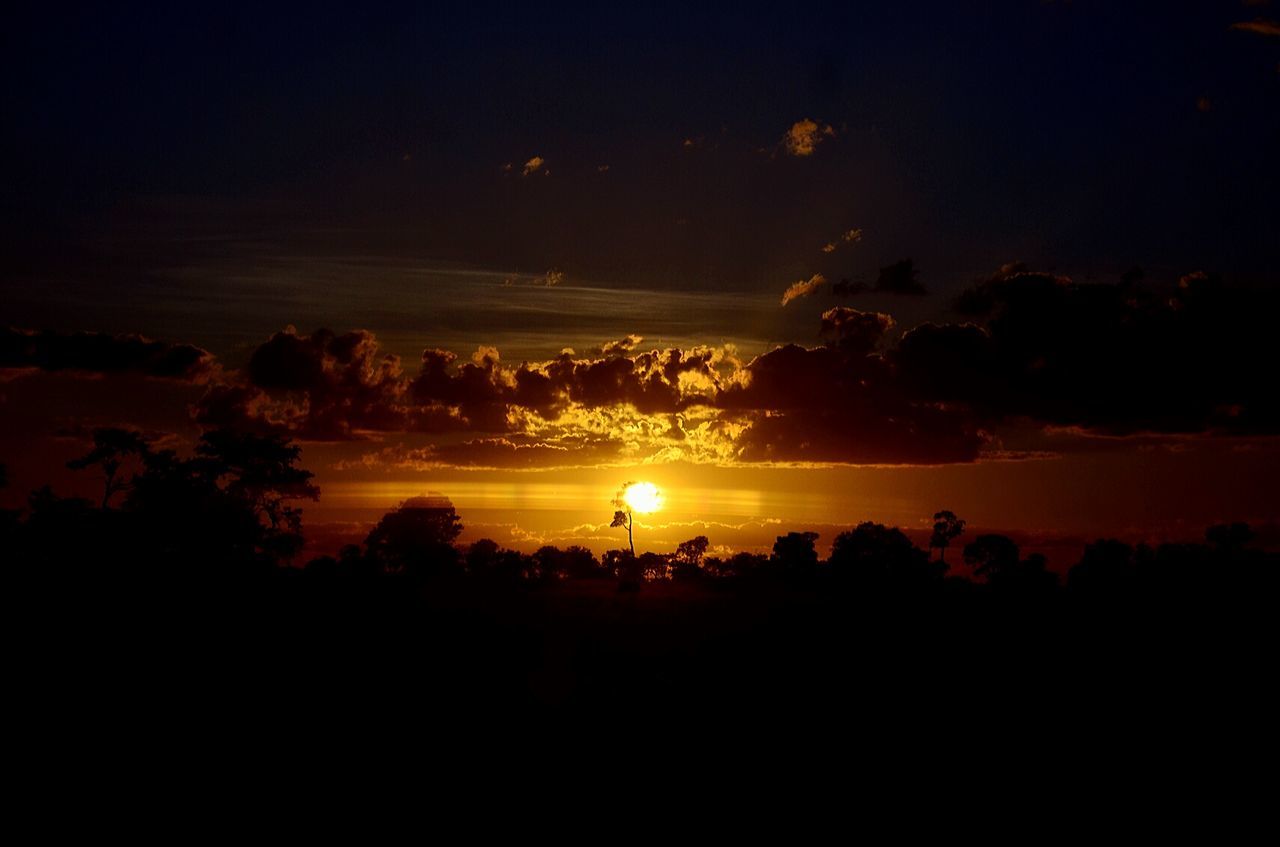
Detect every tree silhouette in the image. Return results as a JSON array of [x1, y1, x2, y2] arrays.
[[611, 481, 637, 555], [673, 535, 710, 580], [195, 429, 319, 532], [962, 534, 1020, 580], [1206, 522, 1253, 551], [773, 531, 820, 579], [67, 427, 152, 509], [365, 495, 463, 576], [929, 510, 966, 565], [830, 522, 940, 586], [105, 429, 321, 570]]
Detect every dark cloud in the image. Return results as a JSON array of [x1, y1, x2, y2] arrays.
[[195, 327, 418, 440], [872, 259, 928, 296], [730, 407, 986, 465], [718, 332, 988, 464], [0, 327, 212, 381], [48, 261, 1280, 467], [830, 278, 869, 297], [905, 265, 1280, 435], [829, 260, 928, 298], [820, 307, 895, 354]]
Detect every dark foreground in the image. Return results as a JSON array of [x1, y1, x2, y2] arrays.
[[21, 567, 1277, 731]]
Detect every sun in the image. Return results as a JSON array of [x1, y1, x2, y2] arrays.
[[623, 481, 663, 514]]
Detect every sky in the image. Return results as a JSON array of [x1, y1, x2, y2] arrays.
[[3, 1, 1279, 566]]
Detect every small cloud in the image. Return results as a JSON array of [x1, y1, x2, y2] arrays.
[[593, 335, 644, 357], [831, 278, 869, 296], [780, 273, 827, 306], [821, 228, 863, 253], [597, 164, 610, 172], [783, 118, 836, 157], [522, 156, 546, 177], [1231, 17, 1280, 36], [873, 259, 928, 296], [502, 162, 513, 174]]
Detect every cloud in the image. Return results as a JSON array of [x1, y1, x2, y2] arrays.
[[0, 327, 213, 381], [902, 264, 1280, 436], [783, 118, 836, 156], [1231, 18, 1280, 36], [820, 308, 895, 353], [821, 228, 863, 253], [92, 262, 1280, 467], [872, 259, 928, 295], [831, 278, 870, 297], [194, 327, 422, 440], [828, 260, 928, 297], [593, 335, 644, 357], [348, 435, 630, 471], [780, 273, 827, 306], [521, 156, 546, 176]]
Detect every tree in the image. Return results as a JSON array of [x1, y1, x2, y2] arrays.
[[67, 427, 152, 509], [195, 429, 319, 533], [772, 531, 820, 579], [962, 534, 1020, 581], [672, 535, 710, 580], [1206, 522, 1253, 551], [611, 481, 637, 555], [676, 535, 709, 567], [829, 522, 939, 586], [364, 495, 463, 576], [929, 510, 966, 565], [962, 534, 1057, 592]]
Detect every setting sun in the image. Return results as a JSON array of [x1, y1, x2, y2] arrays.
[[623, 481, 663, 514]]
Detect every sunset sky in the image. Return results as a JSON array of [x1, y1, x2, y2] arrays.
[[3, 3, 1279, 565]]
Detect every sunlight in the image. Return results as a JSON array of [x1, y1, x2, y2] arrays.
[[623, 481, 663, 514]]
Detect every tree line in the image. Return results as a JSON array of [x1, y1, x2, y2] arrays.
[[2, 427, 1275, 605]]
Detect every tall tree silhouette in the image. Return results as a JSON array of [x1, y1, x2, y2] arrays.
[[611, 481, 637, 555], [66, 428, 152, 508], [929, 510, 966, 564]]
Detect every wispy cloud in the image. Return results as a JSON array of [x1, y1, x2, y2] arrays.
[[1231, 18, 1280, 36], [780, 273, 826, 306], [821, 228, 863, 253]]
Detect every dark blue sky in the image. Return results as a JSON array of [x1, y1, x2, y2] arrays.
[[3, 1, 1278, 357]]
